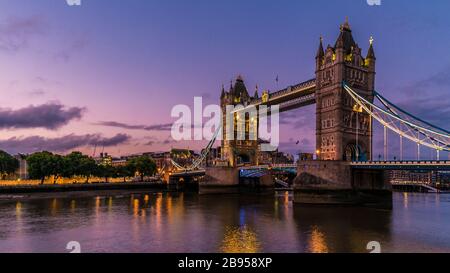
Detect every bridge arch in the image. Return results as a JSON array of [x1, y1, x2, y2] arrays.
[[344, 143, 367, 162], [236, 152, 251, 165]]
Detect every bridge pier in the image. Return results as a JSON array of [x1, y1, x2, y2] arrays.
[[239, 173, 274, 193], [199, 167, 240, 194], [199, 167, 275, 194], [168, 173, 202, 191], [293, 161, 392, 209]]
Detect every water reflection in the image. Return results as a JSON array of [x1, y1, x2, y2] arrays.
[[294, 204, 392, 253], [15, 202, 22, 217], [70, 200, 76, 212], [403, 192, 408, 209], [221, 225, 261, 253], [0, 192, 449, 252], [309, 226, 328, 253], [51, 198, 58, 216]]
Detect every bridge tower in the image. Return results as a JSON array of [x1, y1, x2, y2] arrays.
[[315, 19, 376, 161], [220, 75, 259, 167]]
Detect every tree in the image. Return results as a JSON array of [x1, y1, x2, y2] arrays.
[[63, 151, 97, 183], [95, 164, 114, 183], [79, 156, 97, 183], [51, 154, 64, 184], [127, 156, 157, 182], [27, 151, 61, 184], [114, 165, 133, 182], [0, 150, 19, 179], [62, 151, 85, 178]]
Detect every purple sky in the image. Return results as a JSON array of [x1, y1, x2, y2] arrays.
[[0, 0, 449, 159]]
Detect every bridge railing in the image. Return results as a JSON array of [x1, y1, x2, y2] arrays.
[[250, 78, 316, 105], [351, 161, 450, 165], [271, 164, 297, 168], [269, 79, 316, 99], [239, 164, 297, 170], [279, 94, 315, 110]]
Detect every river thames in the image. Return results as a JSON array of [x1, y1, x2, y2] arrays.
[[0, 191, 449, 253]]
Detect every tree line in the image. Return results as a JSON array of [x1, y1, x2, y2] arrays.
[[0, 150, 19, 179], [0, 150, 157, 184]]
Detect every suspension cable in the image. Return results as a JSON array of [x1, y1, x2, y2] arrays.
[[343, 83, 450, 152]]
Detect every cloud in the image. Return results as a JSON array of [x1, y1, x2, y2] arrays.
[[162, 138, 176, 145], [396, 97, 450, 128], [0, 15, 46, 52], [0, 103, 85, 130], [141, 136, 176, 147], [396, 66, 450, 128], [279, 107, 315, 129], [401, 66, 450, 96], [0, 133, 131, 154], [28, 88, 46, 96], [55, 34, 90, 63], [96, 121, 173, 131], [32, 76, 61, 86], [278, 138, 314, 155]]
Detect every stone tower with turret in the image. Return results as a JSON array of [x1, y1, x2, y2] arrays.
[[220, 76, 259, 166], [315, 19, 376, 161]]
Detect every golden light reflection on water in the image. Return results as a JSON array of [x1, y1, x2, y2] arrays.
[[284, 191, 290, 205], [70, 200, 76, 212], [221, 225, 261, 253], [274, 191, 293, 219], [309, 226, 329, 253], [16, 201, 22, 217], [51, 198, 58, 216], [15, 201, 24, 238], [155, 193, 162, 232], [133, 198, 140, 217], [403, 192, 409, 209], [166, 195, 172, 218]]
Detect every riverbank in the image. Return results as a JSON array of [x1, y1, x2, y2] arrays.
[[0, 181, 167, 195]]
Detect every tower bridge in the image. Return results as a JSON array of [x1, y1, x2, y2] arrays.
[[220, 19, 376, 166], [170, 19, 450, 208]]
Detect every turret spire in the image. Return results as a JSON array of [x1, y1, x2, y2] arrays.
[[221, 84, 226, 98], [335, 17, 356, 53], [316, 35, 324, 59], [366, 36, 376, 59], [254, 84, 259, 99]]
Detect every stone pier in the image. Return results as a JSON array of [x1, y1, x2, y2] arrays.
[[199, 167, 240, 194], [293, 160, 392, 209], [199, 167, 275, 194], [239, 172, 274, 193]]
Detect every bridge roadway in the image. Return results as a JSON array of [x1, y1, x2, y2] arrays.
[[170, 161, 450, 178], [350, 161, 450, 171], [170, 169, 206, 177], [239, 161, 450, 172], [233, 78, 316, 114]]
